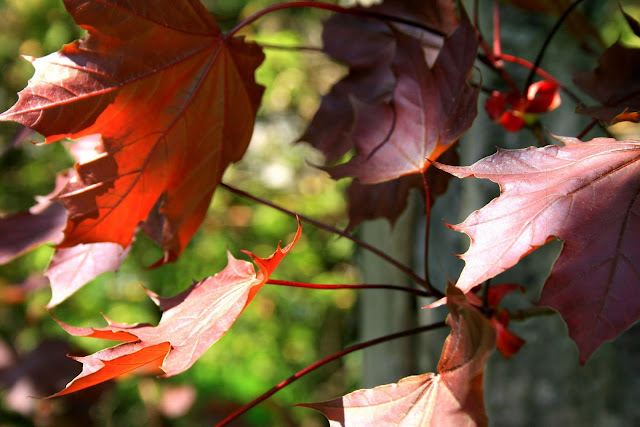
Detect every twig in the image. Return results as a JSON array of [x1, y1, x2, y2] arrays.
[[524, 0, 586, 91], [221, 183, 436, 293], [226, 1, 446, 40], [576, 118, 598, 140]]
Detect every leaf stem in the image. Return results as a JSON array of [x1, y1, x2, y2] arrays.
[[523, 0, 586, 92], [225, 1, 446, 40], [267, 279, 432, 297], [496, 53, 583, 105], [419, 170, 443, 299], [221, 183, 435, 293], [215, 321, 448, 426]]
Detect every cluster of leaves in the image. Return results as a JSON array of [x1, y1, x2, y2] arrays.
[[1, 0, 640, 425]]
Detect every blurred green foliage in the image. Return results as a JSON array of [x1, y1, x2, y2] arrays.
[[0, 1, 360, 425]]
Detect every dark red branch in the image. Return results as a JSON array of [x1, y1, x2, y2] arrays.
[[267, 279, 431, 297], [225, 1, 446, 40]]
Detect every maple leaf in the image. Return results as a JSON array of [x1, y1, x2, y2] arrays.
[[573, 41, 640, 124], [300, 285, 495, 426], [301, 0, 463, 227], [298, 12, 396, 163], [330, 14, 478, 184], [436, 137, 640, 361], [0, 0, 265, 263], [52, 221, 301, 396]]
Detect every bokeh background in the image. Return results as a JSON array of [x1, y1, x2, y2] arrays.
[[2, 1, 640, 426]]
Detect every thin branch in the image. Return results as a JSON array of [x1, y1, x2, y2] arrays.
[[225, 1, 446, 40], [576, 118, 598, 140], [221, 183, 435, 293], [267, 279, 432, 298], [524, 0, 586, 91], [216, 321, 448, 426]]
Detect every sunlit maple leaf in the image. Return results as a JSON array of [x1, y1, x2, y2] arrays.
[[300, 285, 495, 426], [436, 137, 640, 361], [0, 0, 265, 263], [574, 41, 640, 124], [51, 221, 301, 396]]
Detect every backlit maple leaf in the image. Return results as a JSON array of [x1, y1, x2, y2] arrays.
[[300, 285, 495, 426], [0, 0, 265, 263], [51, 221, 301, 396], [436, 137, 640, 361]]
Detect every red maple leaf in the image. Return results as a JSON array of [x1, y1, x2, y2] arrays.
[[0, 0, 265, 263], [51, 221, 301, 396], [300, 285, 495, 426], [436, 137, 640, 361]]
